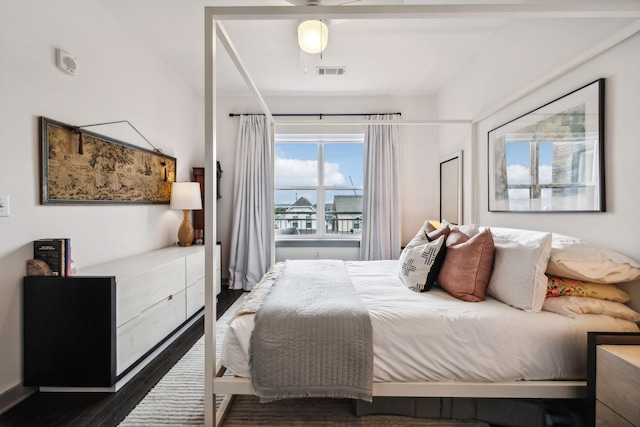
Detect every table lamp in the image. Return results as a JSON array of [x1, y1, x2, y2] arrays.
[[170, 182, 202, 246]]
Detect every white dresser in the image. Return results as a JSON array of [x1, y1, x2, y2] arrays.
[[23, 245, 208, 391]]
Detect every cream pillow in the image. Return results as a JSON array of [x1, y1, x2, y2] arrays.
[[547, 234, 640, 284], [542, 296, 640, 323], [487, 227, 552, 313]]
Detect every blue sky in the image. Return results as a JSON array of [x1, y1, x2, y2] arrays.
[[275, 142, 363, 205], [505, 141, 553, 185]]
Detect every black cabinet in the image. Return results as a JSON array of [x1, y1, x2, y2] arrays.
[[23, 276, 116, 387]]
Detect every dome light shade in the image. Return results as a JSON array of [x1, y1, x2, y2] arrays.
[[297, 19, 328, 54]]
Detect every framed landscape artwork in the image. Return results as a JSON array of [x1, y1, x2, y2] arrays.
[[40, 116, 176, 204], [488, 78, 605, 212]]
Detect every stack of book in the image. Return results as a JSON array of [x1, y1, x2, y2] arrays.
[[33, 238, 72, 277]]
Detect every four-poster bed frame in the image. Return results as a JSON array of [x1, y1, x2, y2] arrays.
[[203, 4, 640, 426]]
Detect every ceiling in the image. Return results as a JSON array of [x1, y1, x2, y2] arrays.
[[98, 0, 640, 99]]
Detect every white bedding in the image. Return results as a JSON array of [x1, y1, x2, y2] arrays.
[[221, 260, 639, 383]]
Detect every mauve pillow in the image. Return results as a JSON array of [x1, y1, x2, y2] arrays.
[[424, 220, 438, 234], [422, 220, 451, 242], [441, 220, 480, 237], [437, 229, 495, 302], [427, 224, 450, 241]]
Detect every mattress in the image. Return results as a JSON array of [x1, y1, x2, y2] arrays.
[[221, 260, 639, 383]]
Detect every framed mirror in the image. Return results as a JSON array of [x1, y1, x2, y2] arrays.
[[440, 150, 462, 225], [488, 79, 605, 212]]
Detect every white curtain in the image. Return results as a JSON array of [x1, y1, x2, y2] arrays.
[[228, 115, 273, 291], [359, 114, 401, 261]]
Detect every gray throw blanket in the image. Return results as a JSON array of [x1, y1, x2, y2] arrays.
[[249, 259, 373, 402]]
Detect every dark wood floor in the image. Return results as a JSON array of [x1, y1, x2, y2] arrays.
[[0, 287, 244, 427]]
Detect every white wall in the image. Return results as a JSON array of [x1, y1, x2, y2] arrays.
[[215, 94, 440, 275], [437, 24, 640, 311], [436, 18, 638, 226], [0, 1, 203, 399]]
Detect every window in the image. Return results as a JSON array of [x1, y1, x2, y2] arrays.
[[274, 134, 364, 239]]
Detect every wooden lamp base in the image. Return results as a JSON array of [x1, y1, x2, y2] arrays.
[[177, 210, 194, 246]]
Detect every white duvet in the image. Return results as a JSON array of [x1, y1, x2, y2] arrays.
[[221, 260, 639, 382]]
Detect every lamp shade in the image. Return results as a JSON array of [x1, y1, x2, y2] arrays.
[[170, 182, 202, 210], [297, 19, 328, 54]]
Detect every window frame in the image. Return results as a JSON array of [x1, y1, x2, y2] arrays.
[[274, 134, 364, 240]]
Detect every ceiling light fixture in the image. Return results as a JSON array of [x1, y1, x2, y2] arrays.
[[297, 19, 328, 54]]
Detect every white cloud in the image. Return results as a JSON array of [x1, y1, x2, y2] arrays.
[[539, 164, 552, 184], [276, 157, 317, 186], [275, 156, 344, 186], [507, 163, 553, 185], [324, 162, 345, 185], [507, 164, 529, 185]]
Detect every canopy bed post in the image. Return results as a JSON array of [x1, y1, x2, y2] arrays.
[[203, 8, 217, 427], [204, 5, 640, 427], [269, 121, 276, 267], [470, 122, 478, 224]]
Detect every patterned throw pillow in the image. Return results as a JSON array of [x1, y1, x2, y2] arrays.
[[398, 235, 447, 292], [546, 275, 630, 303]]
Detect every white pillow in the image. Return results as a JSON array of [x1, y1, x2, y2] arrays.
[[547, 233, 640, 284], [398, 235, 446, 292], [542, 296, 640, 323], [487, 227, 552, 313]]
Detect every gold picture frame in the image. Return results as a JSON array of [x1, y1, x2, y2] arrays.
[[40, 117, 176, 204]]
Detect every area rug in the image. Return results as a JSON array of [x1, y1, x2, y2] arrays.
[[118, 294, 246, 427], [119, 293, 488, 426], [222, 396, 488, 426]]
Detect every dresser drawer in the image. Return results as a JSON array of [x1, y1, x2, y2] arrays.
[[596, 345, 640, 425], [186, 250, 205, 285], [186, 277, 205, 318], [116, 290, 186, 375], [116, 258, 185, 327]]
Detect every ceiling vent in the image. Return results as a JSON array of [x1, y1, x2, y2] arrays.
[[316, 66, 346, 76]]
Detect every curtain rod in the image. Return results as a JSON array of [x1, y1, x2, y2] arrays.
[[228, 112, 401, 118]]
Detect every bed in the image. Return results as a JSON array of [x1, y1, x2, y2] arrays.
[[214, 224, 640, 424]]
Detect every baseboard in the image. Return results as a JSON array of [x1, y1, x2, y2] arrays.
[[0, 383, 37, 416]]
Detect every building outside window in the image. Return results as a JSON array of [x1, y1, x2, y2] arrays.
[[274, 134, 364, 238]]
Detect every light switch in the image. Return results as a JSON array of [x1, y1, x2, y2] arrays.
[[0, 194, 10, 217]]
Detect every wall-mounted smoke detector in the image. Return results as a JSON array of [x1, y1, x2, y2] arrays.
[[316, 66, 346, 76], [56, 48, 77, 76]]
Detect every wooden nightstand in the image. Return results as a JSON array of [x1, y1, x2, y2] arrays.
[[588, 333, 640, 427], [596, 345, 640, 426]]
